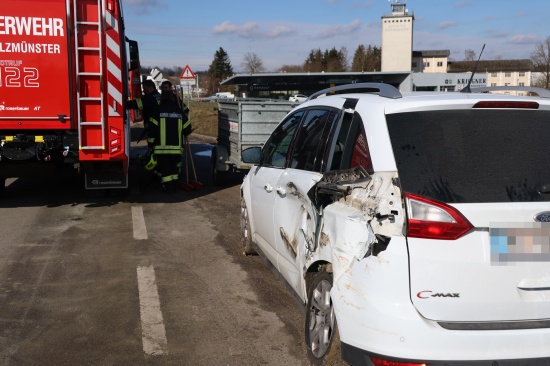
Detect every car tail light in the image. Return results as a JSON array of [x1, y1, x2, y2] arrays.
[[473, 101, 539, 109], [370, 357, 426, 366], [405, 193, 473, 240]]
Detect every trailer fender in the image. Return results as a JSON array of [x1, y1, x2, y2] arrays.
[[212, 144, 230, 172]]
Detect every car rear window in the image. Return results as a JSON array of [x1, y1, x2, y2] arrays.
[[386, 109, 550, 203]]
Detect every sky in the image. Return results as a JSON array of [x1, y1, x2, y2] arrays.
[[120, 0, 549, 73]]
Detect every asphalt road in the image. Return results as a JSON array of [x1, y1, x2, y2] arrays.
[[0, 132, 312, 365]]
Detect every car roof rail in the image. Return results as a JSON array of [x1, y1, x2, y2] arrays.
[[469, 86, 550, 99], [308, 82, 402, 101]]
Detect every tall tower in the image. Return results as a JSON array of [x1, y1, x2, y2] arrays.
[[381, 0, 414, 72]]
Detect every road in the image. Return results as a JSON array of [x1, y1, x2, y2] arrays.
[[0, 132, 311, 365]]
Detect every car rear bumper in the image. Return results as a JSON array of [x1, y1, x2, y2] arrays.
[[341, 343, 550, 366], [332, 237, 550, 362]]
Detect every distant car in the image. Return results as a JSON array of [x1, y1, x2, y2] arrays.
[[241, 82, 550, 365], [288, 94, 308, 103]]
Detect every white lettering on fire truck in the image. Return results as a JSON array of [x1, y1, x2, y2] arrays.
[[0, 42, 61, 54], [0, 60, 23, 66], [0, 16, 64, 36]]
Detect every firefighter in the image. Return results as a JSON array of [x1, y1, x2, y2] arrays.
[[148, 89, 192, 192], [127, 79, 161, 145], [160, 80, 190, 118]]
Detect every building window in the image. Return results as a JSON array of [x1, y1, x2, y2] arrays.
[[412, 62, 417, 68], [519, 82, 525, 86], [437, 61, 443, 67], [518, 93, 524, 96], [423, 62, 430, 67], [519, 72, 525, 77], [491, 83, 497, 86], [505, 72, 511, 77], [505, 83, 510, 86], [491, 72, 497, 77]]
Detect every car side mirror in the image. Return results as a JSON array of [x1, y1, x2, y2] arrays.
[[242, 146, 261, 164]]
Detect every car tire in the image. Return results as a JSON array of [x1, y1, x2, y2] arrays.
[[305, 270, 341, 366], [240, 198, 256, 255]]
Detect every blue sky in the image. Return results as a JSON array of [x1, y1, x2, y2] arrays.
[[121, 0, 548, 73]]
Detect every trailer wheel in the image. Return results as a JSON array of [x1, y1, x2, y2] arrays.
[[211, 149, 227, 186]]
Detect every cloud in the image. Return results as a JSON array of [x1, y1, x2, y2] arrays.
[[353, 1, 374, 8], [454, 1, 473, 8], [508, 33, 540, 45], [513, 12, 527, 18], [436, 21, 458, 30], [122, 0, 165, 14], [318, 19, 363, 38], [267, 26, 293, 38], [212, 21, 260, 38], [484, 29, 508, 38]]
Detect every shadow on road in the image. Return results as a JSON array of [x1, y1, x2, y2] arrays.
[[0, 142, 247, 209]]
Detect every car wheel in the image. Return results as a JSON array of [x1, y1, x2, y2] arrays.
[[305, 270, 340, 365], [240, 198, 256, 255]]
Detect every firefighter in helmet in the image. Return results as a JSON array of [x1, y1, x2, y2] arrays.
[[147, 89, 191, 192], [127, 79, 161, 132]]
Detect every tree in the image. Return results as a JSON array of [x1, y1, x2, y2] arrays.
[[304, 48, 324, 72], [351, 44, 381, 72], [279, 64, 304, 72], [464, 49, 477, 61], [531, 36, 550, 89], [241, 52, 265, 73], [303, 47, 348, 72], [207, 47, 234, 93]]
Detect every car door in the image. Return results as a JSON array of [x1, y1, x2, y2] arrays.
[[248, 110, 305, 265], [273, 105, 344, 298]]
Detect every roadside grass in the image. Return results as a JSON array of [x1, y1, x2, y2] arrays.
[[188, 101, 218, 137]]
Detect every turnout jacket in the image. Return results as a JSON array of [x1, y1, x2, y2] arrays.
[[126, 90, 161, 127], [148, 101, 190, 155]]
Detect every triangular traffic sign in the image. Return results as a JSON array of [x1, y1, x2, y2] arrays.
[[180, 65, 195, 79]]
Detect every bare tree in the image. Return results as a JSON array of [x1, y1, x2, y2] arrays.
[[279, 64, 304, 72], [241, 52, 265, 73], [464, 49, 477, 61], [531, 36, 550, 89]]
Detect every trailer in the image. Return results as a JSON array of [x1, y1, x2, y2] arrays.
[[211, 99, 299, 185], [0, 0, 140, 193]]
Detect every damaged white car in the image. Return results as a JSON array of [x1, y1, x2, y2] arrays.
[[240, 83, 550, 366]]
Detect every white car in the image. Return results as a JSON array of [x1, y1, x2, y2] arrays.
[[289, 94, 308, 103], [240, 83, 550, 365]]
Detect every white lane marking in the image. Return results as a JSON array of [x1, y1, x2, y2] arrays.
[[137, 266, 168, 356], [132, 206, 148, 240]]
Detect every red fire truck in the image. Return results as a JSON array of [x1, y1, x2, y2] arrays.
[[0, 0, 141, 192]]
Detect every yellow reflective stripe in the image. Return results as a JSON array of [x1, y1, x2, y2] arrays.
[[182, 119, 191, 129], [147, 137, 155, 143], [35, 136, 44, 142], [154, 147, 182, 154], [150, 118, 159, 126], [178, 119, 182, 147], [136, 99, 143, 109], [5, 136, 13, 141], [160, 118, 166, 146]]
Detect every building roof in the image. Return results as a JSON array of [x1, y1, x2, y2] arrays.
[[448, 59, 534, 72], [413, 50, 451, 58], [220, 71, 410, 88]]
